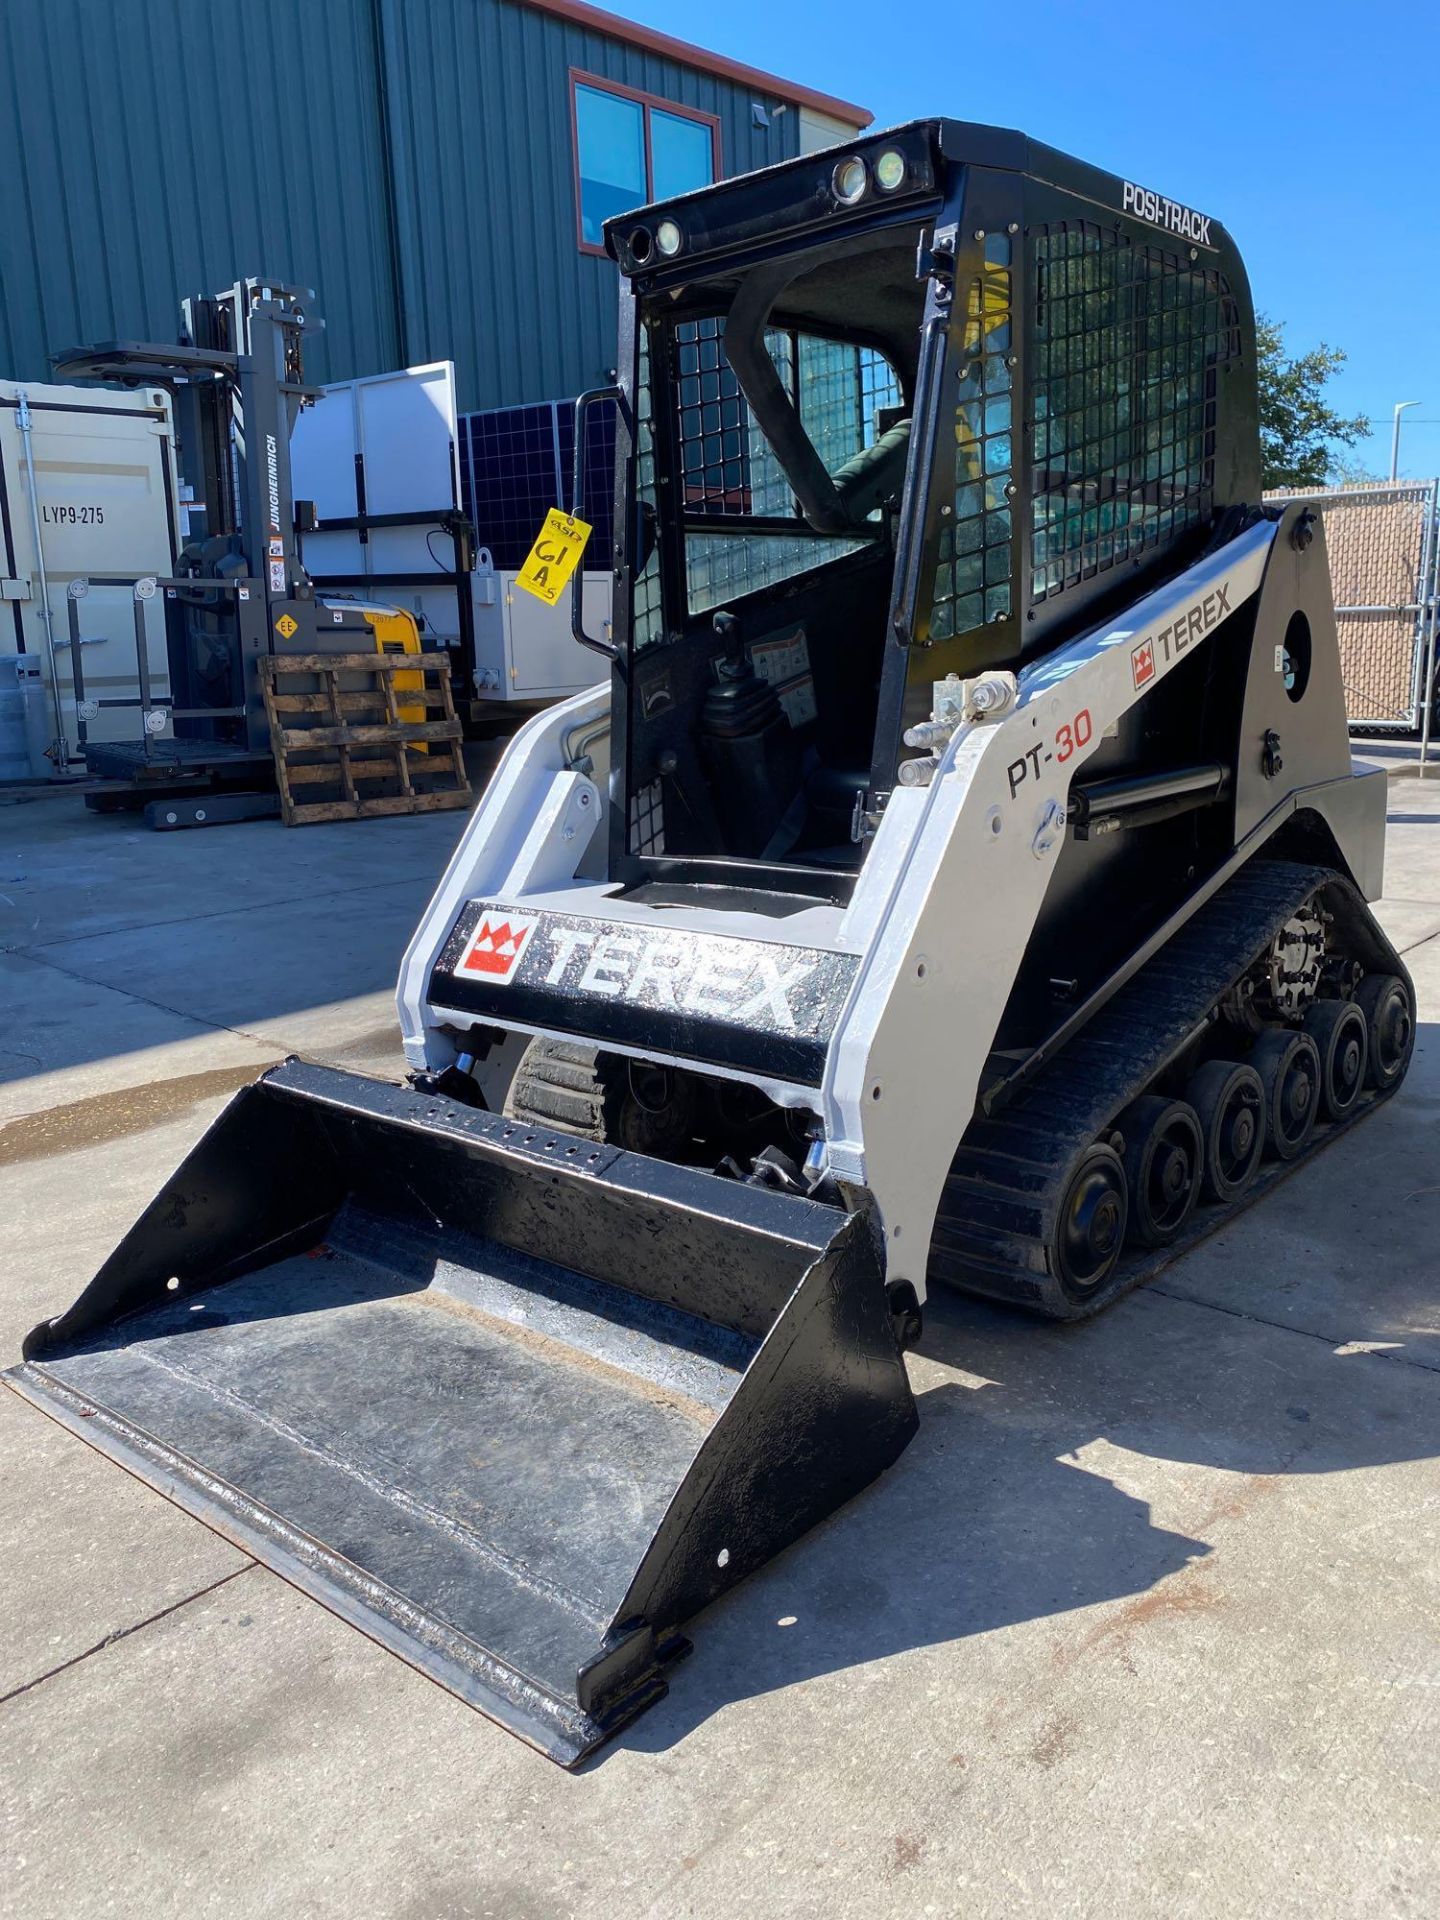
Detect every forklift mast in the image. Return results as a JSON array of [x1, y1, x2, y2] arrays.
[[49, 280, 425, 789], [176, 279, 316, 604]]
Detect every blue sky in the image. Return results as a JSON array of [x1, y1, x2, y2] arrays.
[[625, 0, 1440, 479]]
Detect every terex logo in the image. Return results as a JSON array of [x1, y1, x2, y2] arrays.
[[541, 928, 814, 1031], [1132, 584, 1232, 691], [451, 908, 828, 1034], [458, 913, 537, 983], [442, 906, 859, 1061]]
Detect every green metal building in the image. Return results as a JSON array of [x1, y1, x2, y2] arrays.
[[0, 0, 869, 410]]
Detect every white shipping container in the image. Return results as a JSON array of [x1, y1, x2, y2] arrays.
[[0, 379, 181, 776]]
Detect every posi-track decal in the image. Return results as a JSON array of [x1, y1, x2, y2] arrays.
[[1121, 180, 1215, 249]]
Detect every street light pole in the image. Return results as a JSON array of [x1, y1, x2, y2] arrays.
[[1391, 400, 1421, 482]]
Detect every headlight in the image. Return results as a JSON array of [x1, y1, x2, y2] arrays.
[[874, 148, 907, 192], [832, 155, 868, 205], [655, 219, 683, 258]]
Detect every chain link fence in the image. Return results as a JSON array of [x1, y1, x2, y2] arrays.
[[1264, 480, 1439, 753]]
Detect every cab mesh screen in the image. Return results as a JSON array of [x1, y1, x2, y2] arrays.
[[631, 326, 664, 651], [1028, 224, 1238, 603], [930, 232, 1015, 642]]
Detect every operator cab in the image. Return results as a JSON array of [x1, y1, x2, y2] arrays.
[[602, 130, 944, 896], [600, 119, 1254, 907]]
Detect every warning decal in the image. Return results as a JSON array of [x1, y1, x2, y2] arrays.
[[457, 911, 539, 984], [275, 613, 299, 640], [515, 509, 591, 606]]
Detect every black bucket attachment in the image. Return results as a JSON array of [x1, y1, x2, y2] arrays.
[[7, 1061, 917, 1765]]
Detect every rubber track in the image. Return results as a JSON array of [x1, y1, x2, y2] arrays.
[[504, 1038, 611, 1140], [931, 858, 1410, 1320]]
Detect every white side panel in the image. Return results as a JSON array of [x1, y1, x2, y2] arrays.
[[798, 108, 859, 154], [290, 362, 458, 517], [300, 526, 367, 579], [368, 526, 463, 644], [0, 381, 179, 770], [825, 523, 1278, 1302]]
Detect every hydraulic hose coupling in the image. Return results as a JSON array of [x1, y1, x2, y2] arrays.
[[900, 670, 1020, 785]]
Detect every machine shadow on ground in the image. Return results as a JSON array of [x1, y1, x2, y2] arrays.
[[605, 1122, 1440, 1763]]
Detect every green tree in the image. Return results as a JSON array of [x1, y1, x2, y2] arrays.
[[1255, 315, 1370, 489]]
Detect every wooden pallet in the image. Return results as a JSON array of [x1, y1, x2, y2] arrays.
[[260, 652, 472, 826]]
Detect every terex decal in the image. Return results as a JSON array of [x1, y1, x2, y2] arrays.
[[1129, 582, 1234, 697], [457, 912, 538, 983], [434, 904, 862, 1084], [1145, 582, 1232, 675]]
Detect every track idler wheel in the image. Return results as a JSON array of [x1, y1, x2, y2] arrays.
[[1356, 973, 1415, 1090], [1187, 1060, 1265, 1202], [1250, 1028, 1321, 1161], [1117, 1096, 1203, 1248], [1052, 1143, 1128, 1302], [1302, 999, 1369, 1120]]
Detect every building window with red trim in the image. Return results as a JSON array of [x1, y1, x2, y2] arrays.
[[572, 74, 719, 252]]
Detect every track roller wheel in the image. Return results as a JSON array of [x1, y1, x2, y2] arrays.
[[1250, 1028, 1321, 1162], [1187, 1060, 1265, 1202], [1051, 1143, 1128, 1303], [1355, 973, 1415, 1090], [1117, 1096, 1203, 1248], [1302, 999, 1369, 1120]]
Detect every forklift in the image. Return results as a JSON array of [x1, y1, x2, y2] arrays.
[[54, 278, 466, 827]]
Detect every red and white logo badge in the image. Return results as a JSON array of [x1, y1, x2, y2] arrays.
[[457, 911, 538, 984], [1132, 638, 1156, 689]]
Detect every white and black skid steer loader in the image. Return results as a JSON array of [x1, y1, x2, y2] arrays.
[[9, 121, 1416, 1765]]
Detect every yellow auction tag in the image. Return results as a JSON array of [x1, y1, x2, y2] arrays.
[[515, 508, 592, 606]]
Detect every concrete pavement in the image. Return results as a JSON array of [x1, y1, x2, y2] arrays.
[[2, 770, 1437, 1919]]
